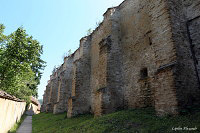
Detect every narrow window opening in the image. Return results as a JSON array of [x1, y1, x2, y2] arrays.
[[140, 68, 148, 79], [149, 37, 152, 45]]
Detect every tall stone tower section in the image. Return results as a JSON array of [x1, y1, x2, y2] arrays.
[[67, 36, 92, 118], [166, 0, 200, 113], [118, 0, 200, 115], [119, 0, 179, 115], [90, 7, 124, 116], [53, 56, 73, 114]]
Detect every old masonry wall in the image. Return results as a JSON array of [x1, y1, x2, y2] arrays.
[[41, 0, 200, 117]]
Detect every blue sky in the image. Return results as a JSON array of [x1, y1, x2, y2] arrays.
[[0, 0, 124, 99]]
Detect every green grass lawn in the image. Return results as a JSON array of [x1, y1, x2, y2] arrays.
[[33, 108, 200, 133]]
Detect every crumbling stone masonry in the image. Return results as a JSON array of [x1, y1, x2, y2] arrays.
[[67, 37, 92, 117], [41, 0, 200, 117], [53, 57, 73, 114]]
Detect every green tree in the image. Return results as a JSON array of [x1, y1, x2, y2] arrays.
[[0, 24, 46, 100]]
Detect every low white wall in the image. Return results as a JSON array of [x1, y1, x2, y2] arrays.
[[0, 92, 26, 133], [26, 103, 40, 115]]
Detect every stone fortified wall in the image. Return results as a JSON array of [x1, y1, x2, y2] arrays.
[[0, 91, 26, 133], [41, 0, 200, 117]]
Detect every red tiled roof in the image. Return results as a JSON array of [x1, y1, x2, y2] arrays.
[[31, 96, 41, 110], [0, 90, 24, 102]]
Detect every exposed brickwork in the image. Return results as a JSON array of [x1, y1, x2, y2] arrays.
[[167, 0, 200, 112], [53, 57, 73, 114], [41, 0, 200, 117], [67, 37, 92, 117]]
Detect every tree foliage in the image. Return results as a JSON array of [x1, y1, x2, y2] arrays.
[[87, 28, 93, 36], [0, 24, 46, 100], [62, 49, 72, 61]]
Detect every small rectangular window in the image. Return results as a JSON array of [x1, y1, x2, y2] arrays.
[[149, 37, 152, 45], [140, 68, 148, 79]]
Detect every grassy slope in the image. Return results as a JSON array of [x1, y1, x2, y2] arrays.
[[33, 108, 200, 133]]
